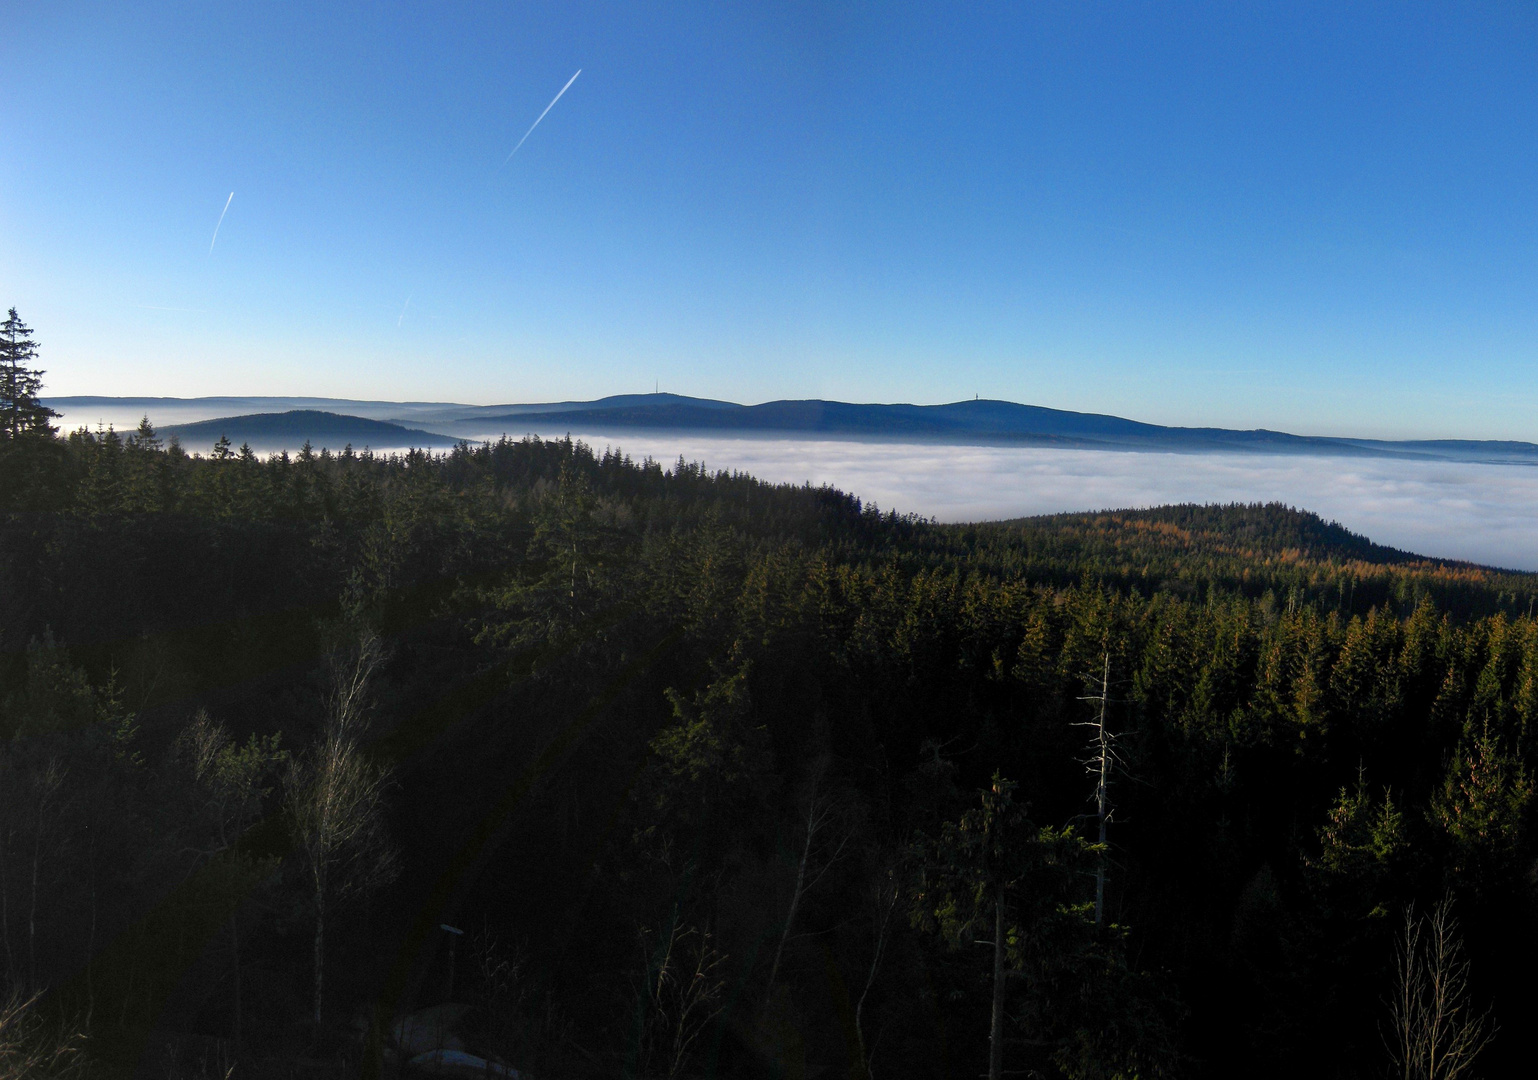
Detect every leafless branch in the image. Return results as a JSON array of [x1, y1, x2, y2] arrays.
[[1386, 897, 1496, 1080]]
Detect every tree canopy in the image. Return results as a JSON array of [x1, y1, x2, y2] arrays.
[[0, 325, 1535, 1079]]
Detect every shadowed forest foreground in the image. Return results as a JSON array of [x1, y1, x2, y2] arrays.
[[3, 405, 1538, 1078]]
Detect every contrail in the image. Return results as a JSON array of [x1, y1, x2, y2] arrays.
[[208, 192, 234, 255], [501, 69, 581, 167], [397, 295, 412, 328]]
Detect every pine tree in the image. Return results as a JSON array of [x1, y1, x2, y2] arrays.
[[0, 309, 59, 440]]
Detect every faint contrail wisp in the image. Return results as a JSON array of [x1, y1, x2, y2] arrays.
[[397, 295, 412, 328], [501, 69, 581, 167], [208, 192, 234, 255]]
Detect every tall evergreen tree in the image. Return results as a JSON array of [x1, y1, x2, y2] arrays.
[[0, 309, 58, 440], [912, 773, 1095, 1080]]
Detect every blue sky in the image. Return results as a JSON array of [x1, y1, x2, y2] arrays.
[[5, 2, 1538, 439]]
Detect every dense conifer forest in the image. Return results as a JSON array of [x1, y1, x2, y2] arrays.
[[2, 318, 1537, 1079]]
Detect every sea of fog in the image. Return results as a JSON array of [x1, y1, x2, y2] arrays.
[[47, 404, 1537, 572], [539, 432, 1538, 573]]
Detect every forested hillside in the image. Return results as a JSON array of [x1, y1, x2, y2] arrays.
[[2, 418, 1536, 1080]]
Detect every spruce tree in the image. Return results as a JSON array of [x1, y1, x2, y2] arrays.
[[0, 309, 59, 440], [913, 773, 1094, 1080]]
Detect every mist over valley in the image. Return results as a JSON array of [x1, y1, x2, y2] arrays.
[[49, 395, 1538, 570]]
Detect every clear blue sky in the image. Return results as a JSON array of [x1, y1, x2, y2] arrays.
[[5, 2, 1538, 439]]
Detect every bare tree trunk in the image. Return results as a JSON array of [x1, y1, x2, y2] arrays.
[[854, 872, 897, 1080], [1092, 654, 1110, 926], [290, 631, 395, 1033], [1077, 653, 1115, 926], [765, 778, 848, 995], [313, 889, 326, 1028], [766, 803, 817, 993], [231, 913, 242, 1045], [988, 886, 1005, 1080]]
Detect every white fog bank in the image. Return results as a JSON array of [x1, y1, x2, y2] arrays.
[[48, 396, 1537, 571], [538, 433, 1538, 572]]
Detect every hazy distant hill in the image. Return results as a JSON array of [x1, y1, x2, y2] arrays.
[[162, 410, 458, 451], [47, 394, 1538, 464], [463, 396, 1538, 462]]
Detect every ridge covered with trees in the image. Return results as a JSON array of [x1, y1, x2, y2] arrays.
[[1, 312, 1536, 1079]]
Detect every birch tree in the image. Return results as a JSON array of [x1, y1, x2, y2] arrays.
[[285, 633, 397, 1028], [179, 711, 286, 1042]]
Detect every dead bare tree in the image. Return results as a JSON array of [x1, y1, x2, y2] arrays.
[[765, 770, 850, 993], [853, 860, 901, 1080], [1386, 898, 1496, 1080], [1075, 652, 1122, 926], [285, 632, 397, 1028], [636, 921, 728, 1080], [0, 992, 81, 1079]]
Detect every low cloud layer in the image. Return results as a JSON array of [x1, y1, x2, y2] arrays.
[[543, 432, 1538, 572], [55, 397, 1536, 571]]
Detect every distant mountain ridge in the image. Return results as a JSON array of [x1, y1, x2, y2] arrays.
[[473, 397, 1537, 462], [46, 394, 1538, 464]]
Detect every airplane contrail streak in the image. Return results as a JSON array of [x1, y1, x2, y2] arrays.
[[501, 69, 581, 167], [397, 295, 412, 328], [208, 192, 234, 255]]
